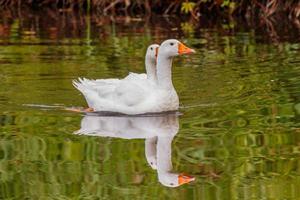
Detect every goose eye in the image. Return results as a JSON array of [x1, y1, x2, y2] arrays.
[[170, 42, 174, 46], [150, 47, 153, 50]]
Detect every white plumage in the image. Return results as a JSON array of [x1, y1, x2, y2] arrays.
[[73, 39, 195, 114]]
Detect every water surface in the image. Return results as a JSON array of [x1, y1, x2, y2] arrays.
[[1, 11, 300, 199]]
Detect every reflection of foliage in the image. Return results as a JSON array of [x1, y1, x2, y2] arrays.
[[1, 0, 300, 19], [180, 22, 195, 35], [0, 7, 300, 199]]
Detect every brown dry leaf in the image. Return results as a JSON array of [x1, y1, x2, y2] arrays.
[[215, 0, 224, 6]]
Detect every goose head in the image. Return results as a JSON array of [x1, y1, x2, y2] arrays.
[[146, 44, 160, 61], [145, 44, 160, 81], [158, 39, 195, 58], [145, 137, 158, 170], [158, 172, 195, 188], [146, 154, 157, 170]]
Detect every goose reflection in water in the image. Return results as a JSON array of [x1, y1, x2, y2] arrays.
[[74, 113, 195, 187]]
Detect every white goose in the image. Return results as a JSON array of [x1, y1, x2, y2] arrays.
[[80, 44, 159, 85], [73, 44, 159, 112], [74, 114, 195, 187], [73, 39, 195, 114], [125, 44, 159, 82]]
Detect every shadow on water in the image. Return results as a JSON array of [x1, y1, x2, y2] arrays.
[[75, 110, 183, 117]]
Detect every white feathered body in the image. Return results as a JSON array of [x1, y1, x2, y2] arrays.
[[73, 77, 179, 115], [72, 40, 193, 115]]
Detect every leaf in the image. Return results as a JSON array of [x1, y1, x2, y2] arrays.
[[228, 2, 236, 14], [221, 0, 230, 7], [181, 2, 196, 14]]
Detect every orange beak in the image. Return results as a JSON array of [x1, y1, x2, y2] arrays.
[[178, 173, 195, 185], [178, 43, 196, 55]]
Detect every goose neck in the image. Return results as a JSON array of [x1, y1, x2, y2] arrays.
[[145, 57, 157, 82], [157, 136, 173, 173], [156, 55, 174, 89]]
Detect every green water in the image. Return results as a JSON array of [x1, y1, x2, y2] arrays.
[[1, 13, 300, 199]]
